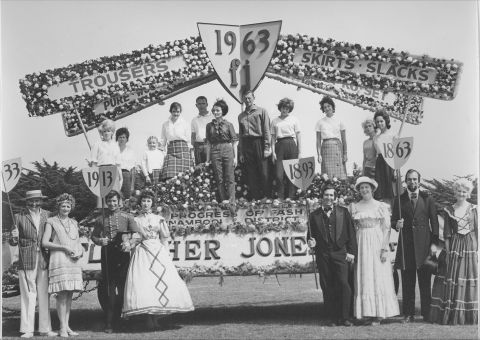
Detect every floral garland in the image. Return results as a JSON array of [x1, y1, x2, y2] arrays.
[[19, 33, 459, 136], [270, 34, 462, 101]]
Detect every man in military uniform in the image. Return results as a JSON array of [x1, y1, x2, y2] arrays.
[[91, 190, 141, 333]]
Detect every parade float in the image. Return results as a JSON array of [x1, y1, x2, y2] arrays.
[[3, 20, 464, 306]]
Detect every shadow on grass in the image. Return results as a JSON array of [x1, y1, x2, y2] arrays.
[[3, 302, 337, 336]]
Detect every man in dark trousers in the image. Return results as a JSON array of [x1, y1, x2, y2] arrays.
[[307, 184, 357, 326], [392, 169, 439, 323], [91, 190, 141, 333], [238, 90, 271, 200]]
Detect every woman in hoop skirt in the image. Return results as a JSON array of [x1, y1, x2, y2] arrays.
[[122, 189, 194, 324]]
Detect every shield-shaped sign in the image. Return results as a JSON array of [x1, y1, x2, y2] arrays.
[[198, 21, 282, 103], [2, 157, 22, 193], [379, 136, 414, 170], [82, 165, 118, 198], [283, 157, 316, 191]]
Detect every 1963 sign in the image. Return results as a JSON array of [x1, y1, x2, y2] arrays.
[[198, 21, 282, 103]]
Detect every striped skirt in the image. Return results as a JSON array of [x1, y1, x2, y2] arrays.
[[321, 138, 346, 180], [430, 232, 478, 324], [161, 141, 194, 180]]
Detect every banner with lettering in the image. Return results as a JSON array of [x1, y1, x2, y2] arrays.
[[20, 27, 461, 136]]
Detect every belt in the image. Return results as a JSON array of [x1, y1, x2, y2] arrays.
[[241, 136, 262, 139], [121, 169, 131, 172], [276, 137, 295, 141], [194, 141, 206, 145], [211, 141, 231, 146]]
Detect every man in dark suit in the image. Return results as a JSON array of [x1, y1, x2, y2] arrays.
[[392, 169, 439, 323], [9, 190, 57, 338], [91, 190, 140, 333], [307, 184, 357, 326]]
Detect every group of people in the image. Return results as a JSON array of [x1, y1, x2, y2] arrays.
[[10, 188, 194, 337], [8, 91, 477, 337], [307, 171, 477, 327]]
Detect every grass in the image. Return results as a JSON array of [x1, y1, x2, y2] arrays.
[[2, 274, 477, 339]]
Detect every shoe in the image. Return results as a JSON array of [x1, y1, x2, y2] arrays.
[[21, 333, 34, 338], [67, 330, 79, 336], [337, 319, 353, 326], [402, 315, 415, 323], [39, 331, 59, 336]]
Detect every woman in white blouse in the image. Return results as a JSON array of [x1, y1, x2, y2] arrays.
[[271, 98, 301, 199], [315, 96, 347, 180], [116, 127, 136, 199], [89, 119, 123, 196], [160, 102, 195, 180]]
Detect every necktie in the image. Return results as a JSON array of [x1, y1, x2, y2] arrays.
[[410, 192, 417, 209]]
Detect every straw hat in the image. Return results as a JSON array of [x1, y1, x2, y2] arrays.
[[23, 190, 47, 200], [354, 176, 378, 192]]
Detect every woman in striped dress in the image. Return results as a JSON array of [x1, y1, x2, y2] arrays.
[[160, 102, 195, 180], [42, 193, 83, 337], [430, 178, 478, 325], [315, 96, 347, 180]]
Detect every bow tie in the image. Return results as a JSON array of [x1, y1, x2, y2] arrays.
[[410, 192, 418, 200], [323, 206, 332, 213]]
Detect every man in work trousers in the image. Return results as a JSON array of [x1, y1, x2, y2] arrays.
[[307, 184, 357, 326], [238, 90, 272, 200], [392, 169, 439, 323], [191, 96, 212, 164], [10, 189, 57, 338]]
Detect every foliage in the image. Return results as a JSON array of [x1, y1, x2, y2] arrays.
[[2, 159, 96, 233]]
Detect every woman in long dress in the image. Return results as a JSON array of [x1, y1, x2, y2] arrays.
[[42, 193, 83, 337], [373, 109, 395, 205], [122, 189, 194, 321], [430, 178, 478, 324], [349, 176, 399, 325]]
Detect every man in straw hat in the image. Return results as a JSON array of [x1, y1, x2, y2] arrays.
[[9, 190, 57, 338]]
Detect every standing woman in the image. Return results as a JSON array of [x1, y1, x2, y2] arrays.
[[430, 178, 477, 325], [122, 189, 194, 323], [205, 99, 238, 204], [42, 194, 83, 337], [349, 177, 399, 325], [316, 96, 347, 180], [361, 119, 377, 179], [271, 98, 301, 199], [373, 109, 395, 204], [116, 127, 136, 199], [160, 102, 194, 181]]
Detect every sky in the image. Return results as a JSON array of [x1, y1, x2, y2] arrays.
[[1, 0, 479, 182]]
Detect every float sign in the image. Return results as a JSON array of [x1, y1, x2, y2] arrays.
[[2, 158, 22, 193], [82, 165, 118, 198], [198, 21, 281, 103], [283, 157, 315, 191], [380, 137, 414, 170]]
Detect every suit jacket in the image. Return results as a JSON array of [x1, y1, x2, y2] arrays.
[[391, 190, 439, 269], [10, 208, 51, 271], [308, 205, 357, 257]]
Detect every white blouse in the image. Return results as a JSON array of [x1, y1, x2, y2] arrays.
[[161, 117, 190, 147], [315, 116, 345, 140], [271, 115, 300, 139], [141, 149, 165, 175], [117, 145, 137, 170], [90, 140, 120, 166]]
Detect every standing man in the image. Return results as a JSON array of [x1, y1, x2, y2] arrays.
[[91, 190, 141, 333], [191, 96, 212, 164], [238, 90, 271, 200], [307, 184, 357, 326], [392, 169, 439, 323], [9, 190, 57, 338]]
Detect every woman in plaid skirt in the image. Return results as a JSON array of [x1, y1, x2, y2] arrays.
[[160, 102, 195, 180], [315, 96, 347, 180]]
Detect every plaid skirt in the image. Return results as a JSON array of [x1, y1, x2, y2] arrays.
[[321, 138, 346, 179], [161, 140, 194, 180]]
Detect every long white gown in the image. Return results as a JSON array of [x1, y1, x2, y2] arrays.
[[122, 212, 194, 317], [350, 201, 399, 319]]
